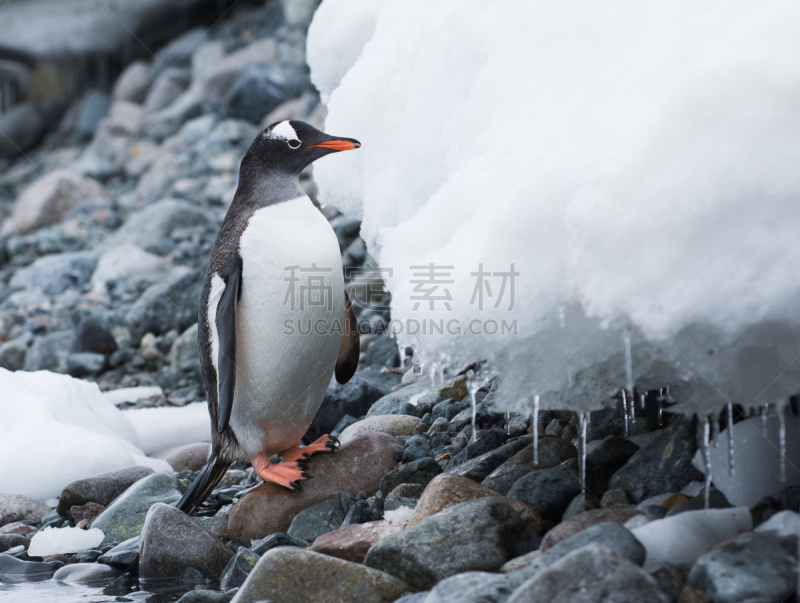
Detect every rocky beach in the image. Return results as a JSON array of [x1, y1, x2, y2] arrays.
[[0, 1, 799, 602]]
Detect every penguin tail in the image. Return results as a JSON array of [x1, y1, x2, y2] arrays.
[[176, 452, 231, 516]]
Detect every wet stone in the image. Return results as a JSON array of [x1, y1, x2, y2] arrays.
[[507, 458, 582, 522], [342, 499, 379, 526], [287, 492, 357, 541], [58, 465, 154, 517], [482, 437, 578, 496], [541, 508, 643, 551], [0, 553, 64, 580], [0, 494, 50, 528], [379, 457, 443, 497], [446, 433, 529, 481], [97, 536, 140, 570], [249, 532, 309, 556]]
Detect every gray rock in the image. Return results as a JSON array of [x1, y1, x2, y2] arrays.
[[586, 435, 640, 491], [365, 497, 526, 591], [539, 521, 645, 567], [90, 472, 182, 544], [250, 532, 309, 556], [97, 536, 140, 570], [287, 492, 357, 541], [608, 416, 704, 503], [226, 61, 289, 124], [688, 531, 798, 603], [0, 534, 28, 554], [665, 487, 730, 516], [601, 487, 632, 509], [561, 492, 601, 521], [379, 457, 443, 497], [24, 330, 73, 372], [0, 103, 46, 159], [234, 546, 408, 603], [143, 69, 188, 114], [220, 546, 260, 591], [52, 562, 120, 584], [395, 593, 430, 603], [384, 495, 417, 513], [126, 269, 205, 338], [179, 114, 217, 145], [58, 465, 154, 517], [154, 28, 207, 73], [111, 198, 214, 253], [112, 60, 155, 102], [366, 381, 430, 418], [170, 323, 200, 373], [778, 484, 800, 512], [0, 493, 50, 527], [402, 435, 432, 463], [10, 250, 98, 295], [445, 428, 509, 472], [545, 418, 568, 437], [508, 544, 668, 603], [70, 316, 118, 357], [0, 336, 28, 371], [75, 89, 111, 139], [363, 336, 400, 368], [507, 458, 582, 521], [66, 352, 106, 377], [424, 571, 515, 603], [482, 437, 579, 496], [176, 590, 230, 603], [139, 503, 233, 579], [0, 553, 64, 580]]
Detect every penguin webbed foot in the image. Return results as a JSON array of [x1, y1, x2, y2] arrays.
[[281, 434, 340, 464], [251, 453, 311, 490]]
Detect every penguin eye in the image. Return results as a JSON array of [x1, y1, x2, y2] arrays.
[[288, 139, 301, 149]]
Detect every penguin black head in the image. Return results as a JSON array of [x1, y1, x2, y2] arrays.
[[245, 120, 361, 175]]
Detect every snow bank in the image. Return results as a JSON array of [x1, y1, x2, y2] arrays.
[[0, 369, 172, 499], [308, 0, 800, 415], [123, 402, 211, 454]]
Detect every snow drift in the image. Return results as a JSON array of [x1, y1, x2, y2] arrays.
[[308, 0, 800, 416]]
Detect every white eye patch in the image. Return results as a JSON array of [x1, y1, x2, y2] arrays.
[[270, 120, 299, 141]]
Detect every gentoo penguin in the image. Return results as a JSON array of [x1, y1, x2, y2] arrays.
[[177, 120, 361, 514]]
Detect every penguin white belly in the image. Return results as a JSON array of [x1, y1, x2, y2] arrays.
[[230, 195, 344, 458]]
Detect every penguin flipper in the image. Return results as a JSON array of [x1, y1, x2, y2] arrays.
[[175, 452, 231, 515], [335, 290, 359, 384], [216, 255, 241, 433]]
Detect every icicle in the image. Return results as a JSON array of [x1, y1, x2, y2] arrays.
[[657, 388, 664, 426], [398, 345, 406, 369], [630, 393, 636, 420], [623, 333, 634, 394], [429, 362, 438, 387], [558, 306, 565, 328], [711, 412, 720, 448], [639, 393, 645, 409], [505, 412, 511, 435], [726, 402, 735, 477], [777, 400, 787, 482], [702, 416, 712, 512], [579, 412, 589, 499], [621, 390, 629, 439], [532, 394, 540, 466], [761, 403, 769, 437], [467, 378, 480, 444]]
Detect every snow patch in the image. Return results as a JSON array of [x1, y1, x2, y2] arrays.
[[28, 527, 105, 557], [383, 506, 414, 522], [123, 402, 211, 455], [102, 386, 164, 406]]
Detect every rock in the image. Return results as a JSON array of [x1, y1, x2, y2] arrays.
[[342, 499, 379, 526], [220, 546, 260, 592], [677, 586, 712, 603], [585, 435, 640, 492], [0, 493, 50, 527], [307, 371, 399, 440], [23, 330, 72, 372], [365, 497, 526, 591], [366, 381, 432, 418], [0, 522, 37, 535], [69, 502, 104, 524], [57, 466, 154, 517], [11, 169, 105, 234], [0, 103, 46, 160], [507, 544, 668, 603], [482, 437, 578, 495], [507, 458, 581, 521], [287, 492, 357, 541], [226, 62, 290, 124], [0, 337, 28, 371], [0, 534, 28, 554], [688, 531, 798, 603], [113, 60, 154, 102], [176, 590, 230, 603], [408, 473, 542, 533], [362, 336, 400, 367], [339, 415, 420, 445], [91, 244, 171, 295], [71, 317, 118, 357], [126, 269, 205, 337], [143, 69, 188, 114], [111, 198, 213, 253], [9, 250, 98, 295], [0, 554, 64, 580], [561, 492, 602, 521], [779, 484, 800, 511], [310, 519, 406, 563], [152, 442, 211, 472], [234, 546, 408, 603], [402, 435, 432, 463], [665, 487, 731, 516], [544, 418, 567, 437], [75, 89, 111, 139], [445, 428, 508, 470], [422, 571, 514, 603], [755, 509, 800, 537], [608, 416, 704, 504], [389, 483, 425, 499], [90, 472, 183, 544], [601, 487, 632, 509], [631, 506, 753, 571], [98, 536, 141, 570], [170, 323, 200, 373], [378, 457, 443, 497], [53, 562, 120, 584], [540, 508, 643, 551], [448, 435, 531, 482], [250, 532, 309, 556], [66, 352, 106, 377], [139, 503, 233, 579], [227, 433, 402, 541]]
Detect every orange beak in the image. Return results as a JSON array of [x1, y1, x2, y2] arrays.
[[308, 139, 361, 151]]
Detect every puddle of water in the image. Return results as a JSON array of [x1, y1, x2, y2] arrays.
[[0, 576, 205, 603]]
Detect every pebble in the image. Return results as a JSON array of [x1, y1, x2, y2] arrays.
[[338, 414, 421, 444], [176, 590, 231, 603], [52, 562, 120, 584], [152, 442, 212, 472], [220, 546, 260, 591], [444, 427, 509, 471], [408, 473, 542, 533], [585, 434, 640, 492], [366, 381, 431, 417], [138, 503, 233, 579], [365, 497, 526, 591], [233, 546, 409, 603], [0, 534, 28, 554], [665, 487, 730, 517], [540, 508, 643, 551], [561, 492, 601, 521], [57, 465, 154, 517], [97, 536, 140, 570], [378, 457, 443, 497], [250, 532, 309, 556], [287, 492, 357, 541], [507, 458, 582, 521], [424, 572, 516, 603], [9, 250, 98, 295], [687, 531, 798, 603], [0, 493, 51, 528], [0, 553, 64, 580], [0, 522, 37, 535], [310, 519, 407, 563], [482, 437, 578, 495], [227, 433, 402, 541], [601, 487, 632, 509], [90, 472, 183, 544]]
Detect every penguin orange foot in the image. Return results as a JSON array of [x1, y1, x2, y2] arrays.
[[250, 435, 339, 489]]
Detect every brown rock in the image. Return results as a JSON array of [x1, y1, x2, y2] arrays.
[[481, 438, 578, 495], [70, 502, 104, 524], [389, 484, 424, 499], [562, 425, 578, 441], [662, 493, 690, 510], [500, 549, 541, 573], [338, 415, 420, 445], [0, 522, 37, 535], [600, 487, 632, 509], [310, 520, 406, 563], [540, 508, 643, 551], [152, 442, 211, 472], [227, 432, 402, 541], [0, 493, 51, 527], [233, 546, 408, 603], [11, 170, 105, 234], [408, 473, 542, 534]]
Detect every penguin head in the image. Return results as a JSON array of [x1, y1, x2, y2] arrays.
[[249, 120, 361, 174]]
